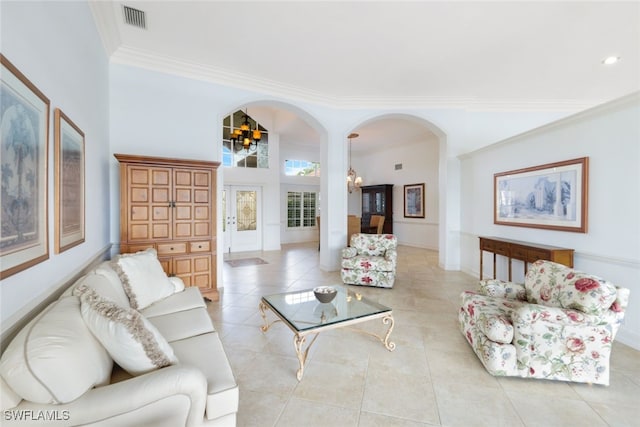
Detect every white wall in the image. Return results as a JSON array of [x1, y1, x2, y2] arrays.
[[459, 93, 640, 349], [0, 1, 111, 327]]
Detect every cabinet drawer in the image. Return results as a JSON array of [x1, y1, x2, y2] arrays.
[[510, 246, 528, 260], [124, 243, 155, 253], [527, 249, 549, 263], [494, 242, 509, 256], [189, 241, 211, 253], [157, 242, 187, 255], [480, 239, 496, 251]]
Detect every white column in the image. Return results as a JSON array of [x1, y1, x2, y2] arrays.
[[319, 131, 348, 271]]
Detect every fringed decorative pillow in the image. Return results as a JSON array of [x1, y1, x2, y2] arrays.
[[78, 284, 178, 376]]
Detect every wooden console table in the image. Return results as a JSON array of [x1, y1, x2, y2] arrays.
[[479, 236, 574, 281]]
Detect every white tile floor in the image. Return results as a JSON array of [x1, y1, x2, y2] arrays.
[[211, 243, 640, 427]]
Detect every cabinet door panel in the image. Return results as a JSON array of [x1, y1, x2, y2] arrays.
[[130, 168, 150, 185], [131, 188, 148, 202], [175, 188, 192, 202], [152, 188, 170, 203], [175, 223, 192, 238], [131, 206, 149, 221], [173, 257, 192, 274], [194, 189, 209, 203], [173, 257, 193, 287], [194, 223, 210, 237], [193, 171, 209, 187], [153, 206, 169, 221], [193, 273, 211, 288], [175, 206, 192, 220], [194, 206, 209, 220], [174, 170, 192, 186], [152, 169, 170, 186], [152, 223, 170, 239], [193, 255, 211, 288], [130, 224, 150, 240]]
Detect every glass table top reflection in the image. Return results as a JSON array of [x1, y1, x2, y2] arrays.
[[260, 285, 391, 333]]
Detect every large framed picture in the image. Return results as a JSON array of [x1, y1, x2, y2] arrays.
[[0, 55, 50, 279], [54, 108, 85, 253], [404, 183, 425, 218], [494, 157, 589, 233]]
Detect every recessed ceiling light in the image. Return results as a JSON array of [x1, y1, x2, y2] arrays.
[[602, 56, 620, 65]]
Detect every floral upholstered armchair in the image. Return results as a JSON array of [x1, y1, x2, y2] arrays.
[[341, 233, 398, 288], [459, 260, 630, 385]]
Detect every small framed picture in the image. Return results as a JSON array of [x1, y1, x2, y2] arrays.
[[54, 108, 85, 253], [404, 183, 425, 218]]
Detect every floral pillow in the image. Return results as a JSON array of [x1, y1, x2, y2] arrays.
[[525, 260, 617, 315], [558, 273, 618, 315]]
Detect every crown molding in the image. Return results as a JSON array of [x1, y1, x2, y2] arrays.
[[88, 1, 121, 57], [458, 91, 640, 160], [110, 45, 602, 112]]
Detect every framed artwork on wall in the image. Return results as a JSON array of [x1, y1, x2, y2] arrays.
[[54, 108, 85, 253], [404, 183, 425, 218], [494, 157, 589, 233], [0, 54, 50, 279]]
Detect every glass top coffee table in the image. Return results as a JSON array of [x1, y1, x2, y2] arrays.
[[259, 285, 395, 380]]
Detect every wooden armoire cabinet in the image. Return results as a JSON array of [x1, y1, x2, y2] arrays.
[[361, 184, 393, 234], [115, 154, 220, 301]]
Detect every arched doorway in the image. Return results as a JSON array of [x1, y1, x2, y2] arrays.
[[219, 101, 328, 254], [345, 114, 447, 260]]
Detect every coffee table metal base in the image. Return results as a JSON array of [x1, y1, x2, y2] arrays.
[[259, 301, 395, 380]]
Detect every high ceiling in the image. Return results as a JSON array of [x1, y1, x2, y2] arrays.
[[90, 1, 640, 149]]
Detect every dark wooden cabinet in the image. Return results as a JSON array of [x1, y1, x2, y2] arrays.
[[361, 184, 393, 234], [479, 236, 574, 281]]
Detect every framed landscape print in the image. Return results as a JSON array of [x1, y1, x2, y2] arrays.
[[54, 108, 85, 253], [494, 157, 589, 233], [404, 183, 425, 218], [0, 55, 50, 279]]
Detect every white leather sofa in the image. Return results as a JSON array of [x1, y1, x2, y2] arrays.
[[0, 249, 238, 426]]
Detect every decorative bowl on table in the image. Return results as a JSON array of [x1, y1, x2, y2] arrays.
[[313, 286, 337, 303]]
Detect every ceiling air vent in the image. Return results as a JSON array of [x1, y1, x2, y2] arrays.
[[122, 5, 146, 29]]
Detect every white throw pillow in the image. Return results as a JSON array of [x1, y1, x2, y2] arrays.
[[0, 296, 112, 404], [72, 272, 131, 308], [112, 248, 176, 310], [78, 284, 178, 376]]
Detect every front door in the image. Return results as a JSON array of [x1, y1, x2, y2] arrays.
[[223, 186, 262, 253]]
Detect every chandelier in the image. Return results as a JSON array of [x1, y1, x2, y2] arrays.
[[346, 132, 362, 193], [230, 110, 262, 151]]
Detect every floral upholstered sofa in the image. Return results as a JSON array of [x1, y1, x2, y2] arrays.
[[341, 233, 397, 288], [459, 260, 629, 385]]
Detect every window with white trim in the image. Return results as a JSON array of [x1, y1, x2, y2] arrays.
[[287, 191, 317, 228], [222, 110, 268, 168], [284, 159, 320, 176]]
